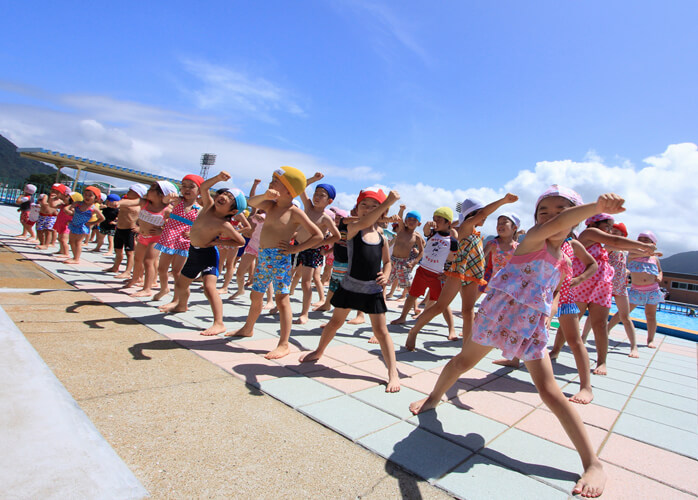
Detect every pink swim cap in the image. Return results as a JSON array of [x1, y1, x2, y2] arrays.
[[585, 213, 613, 226], [535, 185, 583, 218], [638, 230, 657, 244]]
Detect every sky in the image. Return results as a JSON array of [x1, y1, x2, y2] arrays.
[[1, 1, 697, 256]]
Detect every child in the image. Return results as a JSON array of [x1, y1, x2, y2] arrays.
[[293, 174, 341, 325], [386, 206, 425, 300], [405, 194, 518, 351], [54, 192, 81, 258], [299, 189, 402, 392], [159, 172, 246, 335], [64, 186, 105, 264], [574, 214, 654, 375], [106, 184, 147, 277], [409, 187, 624, 498], [36, 183, 69, 250], [226, 166, 324, 360], [121, 181, 178, 295], [93, 194, 120, 254], [152, 175, 203, 301], [609, 231, 664, 348], [16, 184, 39, 240], [230, 210, 265, 299]]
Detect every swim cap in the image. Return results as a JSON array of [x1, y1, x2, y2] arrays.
[[498, 212, 521, 229], [638, 230, 657, 244], [433, 206, 454, 222], [106, 194, 121, 202], [24, 184, 37, 195], [85, 186, 101, 200], [535, 185, 583, 218], [612, 222, 628, 237], [330, 207, 349, 218], [216, 187, 247, 213], [129, 183, 148, 198], [356, 189, 387, 205], [70, 192, 83, 202], [405, 210, 421, 223], [156, 180, 179, 197], [273, 166, 307, 198], [316, 183, 336, 200], [51, 183, 69, 196], [100, 193, 107, 202], [585, 213, 613, 226], [292, 199, 301, 208], [457, 198, 484, 225], [182, 174, 204, 187]]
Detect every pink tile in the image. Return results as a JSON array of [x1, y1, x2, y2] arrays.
[[515, 409, 608, 451], [479, 377, 542, 406], [600, 433, 698, 495], [309, 365, 383, 393], [165, 330, 219, 342], [449, 389, 535, 426], [273, 351, 345, 374], [354, 358, 422, 378], [659, 343, 697, 357], [432, 367, 500, 388], [541, 402, 619, 431], [190, 343, 259, 365], [402, 371, 471, 400], [237, 338, 300, 355], [600, 461, 696, 500], [323, 344, 378, 364], [228, 357, 296, 383]]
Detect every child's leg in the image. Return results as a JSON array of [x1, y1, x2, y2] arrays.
[[611, 294, 638, 357], [267, 293, 292, 359], [645, 304, 658, 348], [217, 249, 235, 293], [124, 243, 146, 287], [107, 248, 123, 272], [93, 232, 105, 251], [443, 306, 456, 338], [289, 265, 302, 295], [386, 280, 398, 298], [314, 289, 333, 312], [200, 274, 226, 336], [154, 253, 175, 300], [299, 307, 351, 362], [406, 278, 461, 350], [106, 234, 114, 255], [459, 282, 479, 340], [294, 265, 314, 324], [49, 229, 58, 247], [588, 303, 610, 375], [525, 355, 606, 497], [115, 250, 135, 278], [410, 337, 492, 414], [230, 253, 253, 298], [311, 266, 325, 306], [64, 234, 82, 264], [390, 294, 418, 324], [132, 244, 160, 296], [347, 310, 365, 325], [159, 274, 194, 313], [368, 313, 400, 392], [549, 324, 566, 359], [226, 290, 264, 338], [55, 232, 70, 257], [559, 314, 593, 404]]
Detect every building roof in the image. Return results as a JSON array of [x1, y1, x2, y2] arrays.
[[663, 271, 698, 280]]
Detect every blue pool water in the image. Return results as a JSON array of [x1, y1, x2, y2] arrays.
[[609, 302, 698, 332]]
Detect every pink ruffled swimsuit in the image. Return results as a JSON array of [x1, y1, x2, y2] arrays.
[[471, 244, 570, 361], [572, 242, 614, 308], [155, 202, 200, 256]]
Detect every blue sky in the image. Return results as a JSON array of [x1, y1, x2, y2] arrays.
[[1, 1, 697, 255]]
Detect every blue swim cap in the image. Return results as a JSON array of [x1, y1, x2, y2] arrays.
[[106, 194, 121, 202], [316, 183, 336, 200], [405, 210, 421, 223], [216, 187, 247, 213]]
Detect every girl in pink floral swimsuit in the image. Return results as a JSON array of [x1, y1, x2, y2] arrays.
[[409, 186, 627, 498]]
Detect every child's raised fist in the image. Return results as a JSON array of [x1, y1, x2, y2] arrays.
[[596, 193, 625, 215], [504, 193, 518, 203], [386, 190, 400, 204], [265, 189, 280, 200], [217, 171, 232, 182]]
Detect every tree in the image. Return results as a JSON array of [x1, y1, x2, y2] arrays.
[[24, 172, 72, 189]]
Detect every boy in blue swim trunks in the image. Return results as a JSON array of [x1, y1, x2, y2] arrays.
[[226, 166, 324, 360], [159, 171, 246, 336]]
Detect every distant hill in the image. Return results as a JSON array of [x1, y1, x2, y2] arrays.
[[660, 251, 698, 275], [0, 134, 57, 182]]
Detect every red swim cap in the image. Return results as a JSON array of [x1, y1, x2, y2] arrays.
[[613, 222, 628, 237], [356, 189, 386, 205], [182, 174, 204, 187]]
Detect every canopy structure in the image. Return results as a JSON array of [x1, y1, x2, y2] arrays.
[[18, 148, 181, 190]]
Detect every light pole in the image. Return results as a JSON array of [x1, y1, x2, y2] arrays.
[[200, 153, 217, 179]]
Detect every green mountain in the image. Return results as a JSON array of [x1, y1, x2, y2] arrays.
[[0, 134, 57, 182], [660, 251, 698, 275]]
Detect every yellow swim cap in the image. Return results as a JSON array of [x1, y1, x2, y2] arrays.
[[433, 206, 453, 222], [70, 192, 83, 202], [273, 166, 306, 198]]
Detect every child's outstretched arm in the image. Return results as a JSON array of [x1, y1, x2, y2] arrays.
[[410, 235, 425, 268], [481, 193, 518, 220], [569, 239, 599, 288], [248, 179, 261, 215], [280, 207, 323, 254], [300, 172, 324, 210], [376, 234, 392, 287], [346, 191, 400, 240], [247, 189, 279, 211], [396, 204, 406, 232], [199, 171, 231, 209]]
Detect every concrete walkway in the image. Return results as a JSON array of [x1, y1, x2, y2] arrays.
[[0, 204, 696, 499]]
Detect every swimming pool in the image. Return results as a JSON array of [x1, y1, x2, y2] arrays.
[[608, 302, 698, 333]]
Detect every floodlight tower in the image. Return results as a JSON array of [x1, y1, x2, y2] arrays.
[[200, 153, 217, 179]]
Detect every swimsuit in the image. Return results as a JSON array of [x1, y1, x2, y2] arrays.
[[558, 239, 580, 316], [243, 214, 265, 257], [472, 244, 570, 361], [68, 204, 95, 235], [36, 214, 57, 231], [331, 231, 387, 314], [329, 220, 349, 293], [298, 247, 324, 268], [181, 245, 220, 279], [389, 255, 412, 288], [98, 206, 119, 236], [445, 231, 487, 286], [137, 202, 166, 246], [154, 202, 200, 257], [409, 231, 458, 300], [572, 242, 614, 308], [627, 257, 663, 306], [53, 208, 72, 235], [251, 248, 292, 295], [114, 228, 136, 252], [608, 250, 628, 297], [480, 238, 519, 293]]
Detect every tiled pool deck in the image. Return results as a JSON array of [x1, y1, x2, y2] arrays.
[[1, 206, 696, 499]]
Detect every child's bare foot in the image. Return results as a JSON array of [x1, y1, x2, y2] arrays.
[[628, 348, 639, 358], [63, 259, 80, 264], [386, 375, 400, 393], [200, 323, 226, 336], [390, 316, 407, 325], [493, 358, 521, 368], [549, 349, 560, 360], [104, 252, 114, 257], [293, 314, 308, 325], [368, 336, 379, 344], [409, 396, 438, 415], [216, 287, 228, 295], [228, 290, 244, 300], [312, 303, 330, 311], [647, 341, 657, 349], [593, 363, 607, 376], [115, 272, 131, 279], [268, 306, 279, 315], [104, 266, 118, 272], [447, 332, 460, 341], [405, 329, 418, 351], [90, 248, 102, 252], [411, 309, 422, 317], [263, 302, 275, 310], [265, 344, 290, 359], [131, 289, 154, 297], [153, 288, 169, 301], [347, 316, 364, 325], [159, 302, 187, 314], [225, 327, 254, 338], [572, 462, 606, 498], [569, 387, 594, 405], [299, 350, 322, 363], [311, 300, 325, 308]]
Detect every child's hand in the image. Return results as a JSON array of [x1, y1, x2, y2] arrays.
[[182, 231, 190, 240], [568, 276, 583, 288], [424, 221, 436, 232], [399, 204, 406, 212], [376, 271, 388, 287], [386, 190, 400, 205], [217, 171, 232, 182], [265, 189, 280, 200], [310, 172, 324, 182], [503, 193, 518, 204], [253, 178, 261, 185], [278, 240, 296, 254], [595, 193, 625, 215]]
